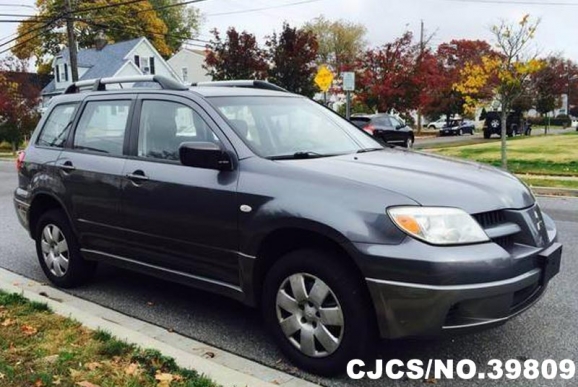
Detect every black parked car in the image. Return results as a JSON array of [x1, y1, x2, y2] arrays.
[[14, 76, 562, 376], [350, 113, 414, 148], [483, 111, 523, 138], [439, 119, 475, 136]]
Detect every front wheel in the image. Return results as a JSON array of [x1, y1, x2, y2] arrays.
[[35, 210, 97, 288], [262, 249, 376, 376], [404, 136, 414, 148]]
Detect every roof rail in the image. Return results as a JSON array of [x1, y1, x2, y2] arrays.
[[191, 80, 288, 93], [64, 75, 188, 94]]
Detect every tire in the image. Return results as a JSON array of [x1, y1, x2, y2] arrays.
[[458, 129, 463, 136], [428, 125, 436, 130], [404, 136, 414, 148], [35, 209, 97, 288], [262, 249, 376, 376]]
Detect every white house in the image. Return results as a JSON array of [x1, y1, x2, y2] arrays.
[[41, 36, 181, 104], [167, 48, 211, 84]]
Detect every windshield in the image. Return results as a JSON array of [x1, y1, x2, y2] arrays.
[[208, 96, 381, 158]]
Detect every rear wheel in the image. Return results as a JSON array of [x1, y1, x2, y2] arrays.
[[35, 210, 96, 288], [262, 249, 376, 376]]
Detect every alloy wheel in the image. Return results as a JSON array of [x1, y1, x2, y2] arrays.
[[275, 273, 344, 358], [40, 224, 69, 277]]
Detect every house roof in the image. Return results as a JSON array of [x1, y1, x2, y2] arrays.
[[42, 37, 144, 95]]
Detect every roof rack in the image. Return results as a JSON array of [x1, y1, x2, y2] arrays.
[[64, 75, 188, 94], [191, 80, 288, 93]]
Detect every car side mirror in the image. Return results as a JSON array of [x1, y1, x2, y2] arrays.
[[179, 142, 235, 171], [395, 124, 404, 130]]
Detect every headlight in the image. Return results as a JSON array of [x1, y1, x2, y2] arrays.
[[387, 206, 489, 245]]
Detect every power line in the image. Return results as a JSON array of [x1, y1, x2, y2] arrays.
[[205, 0, 324, 16], [136, 0, 208, 13], [440, 0, 578, 5], [0, 4, 36, 10]]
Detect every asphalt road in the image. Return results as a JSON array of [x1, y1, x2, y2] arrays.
[[415, 127, 576, 148], [0, 161, 577, 386]]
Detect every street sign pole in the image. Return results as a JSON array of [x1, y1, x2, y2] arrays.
[[346, 91, 351, 120], [342, 72, 355, 120]]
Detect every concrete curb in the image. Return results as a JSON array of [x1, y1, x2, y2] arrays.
[[0, 268, 319, 387], [532, 187, 578, 197]]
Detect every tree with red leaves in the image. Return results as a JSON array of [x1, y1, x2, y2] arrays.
[[0, 57, 41, 153], [355, 32, 417, 113], [424, 39, 499, 122], [266, 23, 319, 97], [204, 28, 268, 81]]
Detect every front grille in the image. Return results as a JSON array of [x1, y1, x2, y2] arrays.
[[493, 236, 514, 251], [473, 210, 506, 228]]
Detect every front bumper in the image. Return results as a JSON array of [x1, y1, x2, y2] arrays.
[[358, 205, 562, 339], [366, 244, 560, 338]]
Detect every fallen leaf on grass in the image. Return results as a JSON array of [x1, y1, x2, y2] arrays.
[[125, 363, 140, 375], [69, 369, 83, 380], [77, 381, 101, 387], [52, 376, 62, 385], [155, 372, 174, 387], [85, 362, 101, 371], [34, 379, 44, 387], [0, 372, 4, 379], [21, 324, 38, 336], [1, 318, 14, 327]]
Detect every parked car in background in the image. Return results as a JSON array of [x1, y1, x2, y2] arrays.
[[438, 119, 474, 136], [459, 119, 476, 135], [350, 113, 414, 148], [482, 111, 523, 139], [427, 117, 448, 130]]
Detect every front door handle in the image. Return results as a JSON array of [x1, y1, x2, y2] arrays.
[[59, 160, 75, 172], [126, 170, 149, 182]]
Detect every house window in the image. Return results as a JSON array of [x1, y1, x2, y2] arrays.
[[140, 57, 150, 74], [181, 67, 188, 82], [63, 63, 69, 82], [59, 64, 67, 83], [134, 55, 155, 75], [55, 64, 60, 83]]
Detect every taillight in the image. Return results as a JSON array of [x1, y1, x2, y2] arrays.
[[16, 151, 25, 172], [363, 124, 375, 135]]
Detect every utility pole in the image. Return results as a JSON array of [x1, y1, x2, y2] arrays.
[[417, 20, 425, 133], [65, 0, 79, 82]]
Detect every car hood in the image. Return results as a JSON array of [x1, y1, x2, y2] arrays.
[[283, 149, 535, 214]]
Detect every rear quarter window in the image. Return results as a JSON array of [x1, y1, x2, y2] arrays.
[[36, 103, 79, 148]]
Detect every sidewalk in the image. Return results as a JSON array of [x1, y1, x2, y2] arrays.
[[0, 268, 320, 387]]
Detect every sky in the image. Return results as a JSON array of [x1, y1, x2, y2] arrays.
[[1, 0, 577, 64]]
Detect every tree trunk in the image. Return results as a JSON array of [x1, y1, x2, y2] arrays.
[[500, 108, 508, 170], [11, 141, 17, 156]]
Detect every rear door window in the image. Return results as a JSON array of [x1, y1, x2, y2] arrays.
[[36, 103, 79, 148], [73, 100, 132, 156]]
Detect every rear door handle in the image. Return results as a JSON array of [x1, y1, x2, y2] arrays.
[[59, 160, 75, 172], [126, 170, 149, 182]]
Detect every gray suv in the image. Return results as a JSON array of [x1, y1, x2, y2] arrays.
[[14, 75, 562, 376]]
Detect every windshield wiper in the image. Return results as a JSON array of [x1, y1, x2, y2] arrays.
[[268, 151, 326, 160], [356, 147, 383, 153]]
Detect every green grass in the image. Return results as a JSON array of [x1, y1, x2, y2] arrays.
[[0, 290, 219, 387], [520, 177, 578, 190], [430, 132, 578, 178]]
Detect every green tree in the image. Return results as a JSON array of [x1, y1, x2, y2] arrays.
[[204, 28, 268, 80], [303, 15, 366, 75], [13, 0, 202, 71], [266, 23, 318, 97], [149, 0, 202, 53]]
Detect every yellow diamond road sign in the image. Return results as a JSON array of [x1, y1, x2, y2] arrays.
[[314, 65, 334, 92]]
